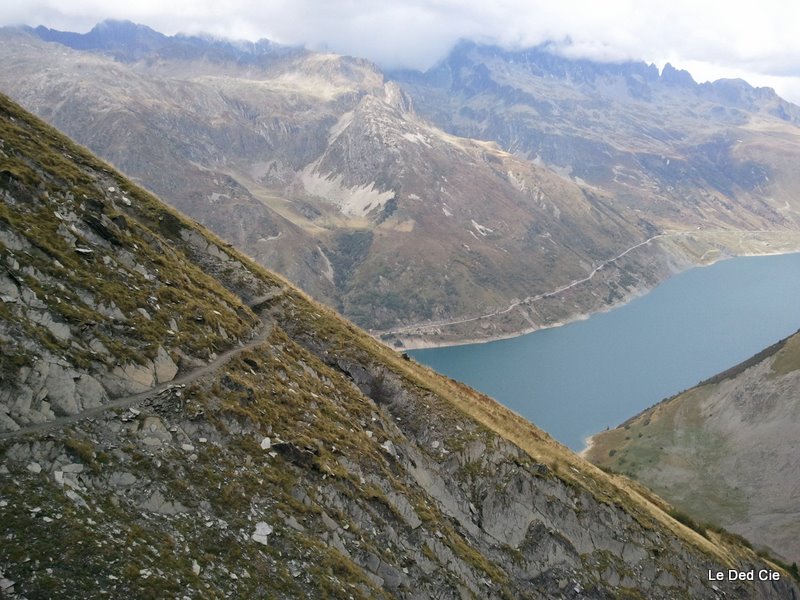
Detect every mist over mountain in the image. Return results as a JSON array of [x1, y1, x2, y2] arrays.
[[1, 20, 800, 350], [30, 20, 294, 63], [393, 39, 800, 186]]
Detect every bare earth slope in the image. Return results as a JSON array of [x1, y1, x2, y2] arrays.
[[1, 95, 798, 598], [3, 23, 800, 346], [586, 329, 800, 563]]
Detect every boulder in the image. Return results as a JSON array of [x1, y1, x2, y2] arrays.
[[0, 274, 19, 301], [153, 346, 178, 384], [74, 374, 107, 410], [140, 489, 187, 515], [386, 491, 422, 529], [0, 410, 20, 432], [252, 522, 272, 545], [39, 362, 79, 416], [109, 361, 155, 393], [65, 489, 88, 509], [139, 416, 172, 443], [28, 310, 71, 341]]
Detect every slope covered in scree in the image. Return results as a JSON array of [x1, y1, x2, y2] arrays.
[[1, 94, 797, 598]]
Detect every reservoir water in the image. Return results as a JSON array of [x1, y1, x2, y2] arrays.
[[411, 252, 800, 451]]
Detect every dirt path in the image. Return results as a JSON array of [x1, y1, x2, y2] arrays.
[[0, 316, 276, 442]]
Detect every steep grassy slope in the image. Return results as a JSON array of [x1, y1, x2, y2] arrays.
[[1, 95, 798, 598], [0, 93, 268, 430], [4, 24, 800, 347], [586, 329, 800, 564]]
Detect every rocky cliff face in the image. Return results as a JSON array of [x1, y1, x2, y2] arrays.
[[2, 23, 800, 346], [585, 329, 800, 565], [1, 95, 798, 598]]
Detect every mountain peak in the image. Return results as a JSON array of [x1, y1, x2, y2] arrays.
[[432, 40, 663, 87], [89, 18, 158, 36], [660, 62, 696, 87], [33, 20, 166, 55]]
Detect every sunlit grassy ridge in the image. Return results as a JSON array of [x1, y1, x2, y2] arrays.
[[266, 276, 766, 570]]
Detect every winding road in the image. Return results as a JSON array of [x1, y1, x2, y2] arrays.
[[386, 233, 669, 334], [385, 228, 800, 335]]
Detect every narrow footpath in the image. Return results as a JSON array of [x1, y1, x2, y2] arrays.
[[0, 309, 278, 442]]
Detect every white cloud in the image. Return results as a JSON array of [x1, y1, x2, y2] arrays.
[[2, 0, 800, 103]]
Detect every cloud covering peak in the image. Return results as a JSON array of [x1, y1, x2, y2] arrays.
[[4, 0, 800, 102]]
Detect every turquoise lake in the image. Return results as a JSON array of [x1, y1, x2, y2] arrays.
[[411, 252, 800, 451]]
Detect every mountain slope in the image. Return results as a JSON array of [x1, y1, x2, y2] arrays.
[[392, 40, 800, 210], [1, 95, 797, 598], [3, 24, 800, 346], [0, 24, 652, 341], [585, 329, 800, 564]]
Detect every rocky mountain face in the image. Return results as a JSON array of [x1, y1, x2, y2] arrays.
[[393, 40, 800, 198], [2, 23, 800, 346], [2, 95, 798, 598], [585, 328, 800, 565]]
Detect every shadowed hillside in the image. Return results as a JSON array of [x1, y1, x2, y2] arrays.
[[586, 328, 800, 564]]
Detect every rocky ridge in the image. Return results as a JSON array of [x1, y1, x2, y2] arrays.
[[1, 95, 798, 598]]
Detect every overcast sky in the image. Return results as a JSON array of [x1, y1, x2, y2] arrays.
[[4, 0, 800, 103]]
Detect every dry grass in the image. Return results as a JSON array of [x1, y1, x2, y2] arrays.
[[0, 91, 761, 574], [771, 330, 800, 376], [267, 280, 748, 566]]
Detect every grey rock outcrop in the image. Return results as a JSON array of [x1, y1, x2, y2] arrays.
[[2, 361, 107, 427], [153, 346, 178, 384]]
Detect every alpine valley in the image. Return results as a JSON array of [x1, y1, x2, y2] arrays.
[[2, 22, 800, 346], [0, 86, 798, 599], [4, 14, 800, 599]]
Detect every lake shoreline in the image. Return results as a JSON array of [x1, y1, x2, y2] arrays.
[[389, 276, 657, 351], [390, 247, 800, 351], [405, 250, 800, 450]]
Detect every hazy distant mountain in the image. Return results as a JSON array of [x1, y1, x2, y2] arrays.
[[31, 20, 292, 62], [586, 329, 800, 563], [2, 91, 797, 599], [2, 22, 800, 345], [393, 40, 800, 174]]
